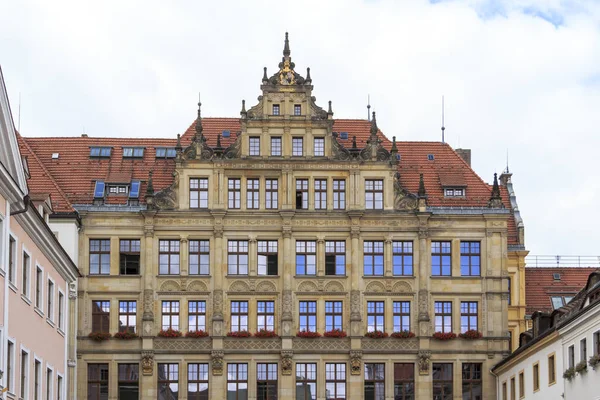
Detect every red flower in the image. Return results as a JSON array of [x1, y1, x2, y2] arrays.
[[88, 332, 112, 342], [186, 330, 209, 338], [254, 329, 278, 338], [157, 328, 182, 338], [459, 330, 483, 340], [391, 331, 416, 339], [364, 330, 389, 339], [296, 330, 322, 338], [227, 330, 252, 338], [323, 329, 347, 338], [114, 331, 139, 340], [432, 332, 457, 341]]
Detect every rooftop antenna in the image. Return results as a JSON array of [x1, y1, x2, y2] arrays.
[[367, 94, 371, 121], [506, 149, 510, 173], [18, 92, 21, 132], [441, 95, 446, 143]]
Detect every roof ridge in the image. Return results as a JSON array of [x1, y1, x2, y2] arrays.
[[19, 135, 74, 211]]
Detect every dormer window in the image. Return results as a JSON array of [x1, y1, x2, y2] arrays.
[[272, 104, 280, 116], [444, 188, 465, 197], [294, 104, 301, 116], [123, 147, 144, 158], [90, 147, 112, 158], [107, 184, 129, 195], [156, 147, 177, 158]]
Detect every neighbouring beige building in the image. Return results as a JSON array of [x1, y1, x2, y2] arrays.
[[20, 34, 529, 399]]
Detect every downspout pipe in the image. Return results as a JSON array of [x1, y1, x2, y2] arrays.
[[10, 194, 30, 216]]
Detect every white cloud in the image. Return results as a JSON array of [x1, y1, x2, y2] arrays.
[[1, 0, 599, 255]]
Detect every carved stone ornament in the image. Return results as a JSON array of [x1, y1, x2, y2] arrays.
[[281, 351, 294, 376], [142, 289, 154, 321], [350, 290, 361, 321], [213, 289, 224, 320], [418, 289, 430, 322], [394, 172, 418, 211], [152, 185, 178, 210], [349, 350, 363, 375], [68, 281, 77, 300], [211, 351, 225, 376], [418, 351, 431, 375], [282, 290, 293, 320], [141, 351, 154, 376], [331, 133, 352, 161], [223, 136, 241, 159]]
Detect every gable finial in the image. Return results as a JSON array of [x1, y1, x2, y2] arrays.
[[370, 111, 378, 138], [175, 134, 182, 151], [216, 133, 222, 149], [195, 94, 203, 140], [240, 99, 247, 117], [488, 173, 504, 208], [418, 173, 427, 198], [328, 100, 333, 115], [441, 95, 446, 143], [367, 94, 371, 121], [146, 171, 154, 196], [283, 32, 290, 58], [262, 67, 268, 83], [306, 67, 312, 83]]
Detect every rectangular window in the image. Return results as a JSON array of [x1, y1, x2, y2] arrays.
[[460, 241, 481, 276], [34, 359, 40, 400], [157, 364, 179, 399], [325, 241, 346, 276], [325, 301, 343, 331], [272, 104, 280, 116], [47, 280, 54, 321], [249, 137, 260, 156], [296, 363, 316, 400], [299, 301, 317, 332], [510, 377, 515, 400], [20, 351, 28, 399], [363, 241, 384, 276], [270, 137, 282, 157], [228, 178, 241, 209], [393, 301, 411, 333], [122, 147, 144, 158], [393, 363, 414, 400], [159, 240, 180, 275], [333, 179, 346, 210], [35, 266, 43, 309], [432, 241, 452, 276], [594, 331, 600, 356], [161, 301, 180, 331], [188, 301, 206, 332], [57, 375, 63, 400], [257, 363, 278, 400], [265, 179, 278, 209], [257, 301, 275, 331], [568, 345, 575, 369], [228, 240, 249, 275], [365, 179, 383, 210], [460, 302, 478, 333], [189, 178, 209, 209], [22, 251, 30, 296], [325, 363, 346, 400], [90, 146, 112, 157], [392, 241, 413, 276], [119, 239, 141, 275], [548, 354, 556, 385], [246, 179, 260, 209], [314, 179, 327, 209], [508, 278, 512, 306], [434, 301, 452, 333], [519, 371, 524, 398], [294, 104, 301, 116], [314, 138, 324, 157], [88, 364, 109, 400], [367, 301, 385, 332], [92, 300, 110, 333], [432, 364, 453, 399], [295, 179, 308, 209], [118, 364, 139, 400], [58, 292, 65, 330], [7, 341, 14, 393], [227, 364, 248, 400], [258, 241, 278, 276], [189, 240, 210, 275], [502, 382, 507, 400], [90, 239, 110, 275], [296, 241, 316, 275], [364, 364, 385, 400], [47, 368, 53, 400], [187, 363, 209, 400], [533, 363, 539, 391], [581, 338, 587, 362], [292, 137, 303, 156], [8, 236, 16, 284], [230, 301, 249, 332], [119, 301, 137, 333], [462, 363, 482, 400]]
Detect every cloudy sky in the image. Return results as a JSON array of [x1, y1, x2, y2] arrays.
[[1, 0, 599, 257]]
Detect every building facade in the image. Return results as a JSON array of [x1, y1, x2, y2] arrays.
[[0, 67, 80, 399], [20, 34, 527, 399]]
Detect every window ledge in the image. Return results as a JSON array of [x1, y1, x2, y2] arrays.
[[34, 307, 44, 318], [58, 328, 66, 337], [21, 294, 32, 305], [430, 276, 483, 280], [363, 275, 416, 279], [117, 274, 143, 278], [362, 275, 386, 279], [254, 275, 280, 279], [47, 319, 56, 328], [86, 274, 112, 278], [226, 274, 249, 278], [0, 267, 5, 277], [8, 281, 18, 293]]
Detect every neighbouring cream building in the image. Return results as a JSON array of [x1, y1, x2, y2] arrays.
[[0, 67, 80, 399], [19, 34, 530, 399]]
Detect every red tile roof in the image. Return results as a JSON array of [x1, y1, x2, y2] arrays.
[[525, 267, 598, 314]]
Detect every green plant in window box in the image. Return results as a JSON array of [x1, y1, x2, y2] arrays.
[[88, 332, 112, 342], [563, 367, 575, 381], [589, 354, 600, 370], [575, 360, 588, 375]]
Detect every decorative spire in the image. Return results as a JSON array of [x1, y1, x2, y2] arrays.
[[175, 134, 182, 151], [352, 136, 357, 149], [194, 99, 203, 140], [240, 99, 247, 117], [418, 173, 427, 198], [216, 133, 222, 149], [367, 95, 371, 121], [488, 173, 504, 208], [146, 171, 154, 197], [390, 136, 398, 164], [262, 67, 268, 83], [306, 67, 311, 83], [328, 100, 333, 115], [370, 111, 378, 138], [283, 32, 290, 58]]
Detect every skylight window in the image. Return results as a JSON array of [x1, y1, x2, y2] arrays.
[[90, 147, 112, 158], [51, 153, 59, 159], [427, 154, 435, 161], [222, 130, 231, 138], [340, 132, 348, 140], [93, 181, 105, 198], [155, 147, 177, 158], [129, 180, 141, 199], [123, 147, 144, 158], [551, 295, 575, 309]]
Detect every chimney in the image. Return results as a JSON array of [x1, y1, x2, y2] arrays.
[[81, 133, 88, 138], [455, 148, 471, 166]]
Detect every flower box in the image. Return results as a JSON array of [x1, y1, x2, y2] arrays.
[[575, 360, 588, 374], [227, 330, 252, 338], [459, 330, 483, 340], [88, 332, 111, 342], [186, 330, 209, 338], [157, 328, 182, 338], [432, 332, 457, 341], [296, 330, 322, 338], [114, 331, 139, 340], [364, 330, 389, 339], [254, 329, 278, 338], [589, 354, 600, 370], [391, 331, 416, 339], [563, 367, 575, 381], [323, 329, 347, 338]]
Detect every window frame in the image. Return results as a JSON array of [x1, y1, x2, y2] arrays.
[[295, 179, 308, 209], [313, 137, 325, 157], [270, 137, 282, 157], [118, 300, 137, 333], [580, 338, 587, 363], [532, 362, 540, 392], [364, 363, 385, 400], [256, 363, 278, 400], [227, 363, 248, 400], [117, 363, 139, 400], [87, 363, 109, 400], [332, 179, 346, 210], [187, 363, 209, 400], [431, 241, 452, 276], [58, 290, 65, 331], [296, 363, 316, 400], [258, 240, 278, 276], [92, 300, 110, 333], [363, 241, 384, 276], [325, 241, 346, 276], [518, 370, 525, 399], [366, 301, 385, 333], [189, 178, 209, 209], [295, 241, 316, 276], [119, 239, 141, 275], [292, 137, 303, 157], [460, 241, 481, 276], [314, 179, 327, 209], [230, 300, 249, 332], [392, 241, 413, 276], [228, 240, 249, 275], [325, 300, 343, 331], [189, 240, 210, 275], [594, 330, 600, 356], [393, 301, 411, 333], [294, 104, 301, 116], [228, 178, 241, 209], [20, 348, 29, 400], [22, 249, 31, 298], [272, 104, 280, 116], [568, 345, 575, 369], [548, 353, 556, 386], [89, 239, 110, 275], [365, 179, 383, 210], [161, 300, 180, 331], [8, 234, 17, 285], [157, 363, 179, 399], [432, 363, 453, 399], [35, 265, 44, 310], [299, 301, 317, 332], [257, 301, 275, 331], [47, 277, 55, 322], [265, 179, 278, 209], [325, 363, 346, 400], [393, 363, 414, 400], [462, 363, 482, 400], [158, 240, 180, 275], [249, 137, 261, 156], [188, 300, 207, 332], [434, 301, 453, 333], [460, 301, 478, 333], [246, 178, 260, 209]]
